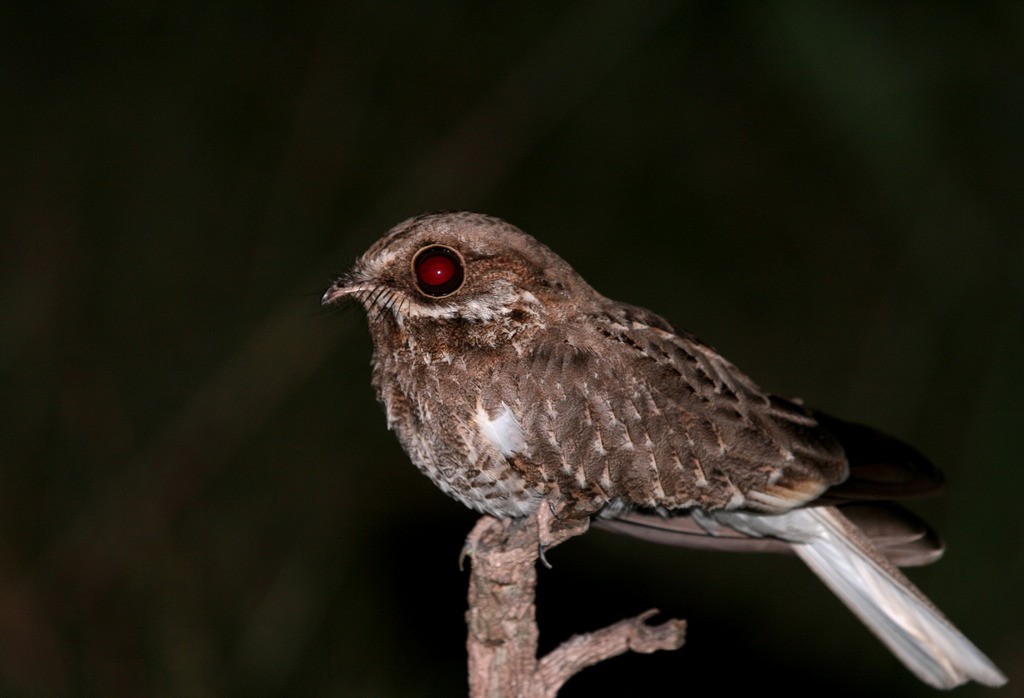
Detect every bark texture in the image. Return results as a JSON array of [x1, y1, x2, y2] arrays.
[[464, 509, 686, 697]]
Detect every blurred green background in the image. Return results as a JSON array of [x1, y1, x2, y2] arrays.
[[2, 2, 1022, 696]]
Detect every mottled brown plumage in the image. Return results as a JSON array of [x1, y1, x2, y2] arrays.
[[323, 211, 1005, 689], [325, 211, 847, 518]]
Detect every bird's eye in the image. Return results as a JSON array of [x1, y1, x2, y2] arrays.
[[412, 245, 466, 297]]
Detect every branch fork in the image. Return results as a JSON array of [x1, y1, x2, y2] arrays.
[[463, 508, 686, 697]]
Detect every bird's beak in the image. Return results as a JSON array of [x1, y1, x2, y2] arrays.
[[321, 281, 351, 306], [321, 272, 376, 306]]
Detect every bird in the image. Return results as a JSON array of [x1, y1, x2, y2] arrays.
[[321, 211, 1006, 689]]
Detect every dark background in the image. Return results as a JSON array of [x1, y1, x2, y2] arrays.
[[2, 2, 1022, 696]]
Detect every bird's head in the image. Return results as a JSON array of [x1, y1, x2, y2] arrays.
[[322, 212, 598, 334]]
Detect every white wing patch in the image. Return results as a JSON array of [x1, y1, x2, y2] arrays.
[[475, 401, 527, 457]]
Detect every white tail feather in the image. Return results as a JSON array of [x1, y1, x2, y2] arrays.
[[718, 506, 1006, 689]]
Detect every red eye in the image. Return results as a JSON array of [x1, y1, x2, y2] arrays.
[[412, 245, 465, 297]]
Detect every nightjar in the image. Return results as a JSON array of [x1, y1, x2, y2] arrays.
[[322, 211, 1005, 689]]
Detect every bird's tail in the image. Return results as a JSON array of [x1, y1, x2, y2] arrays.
[[718, 506, 1006, 689]]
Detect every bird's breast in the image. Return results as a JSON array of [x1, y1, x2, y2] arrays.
[[370, 343, 546, 517]]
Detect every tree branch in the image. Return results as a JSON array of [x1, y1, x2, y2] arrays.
[[463, 509, 686, 697]]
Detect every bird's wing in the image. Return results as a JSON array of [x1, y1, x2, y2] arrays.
[[595, 408, 948, 566], [810, 410, 947, 502], [548, 302, 849, 513]]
